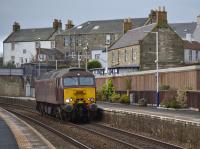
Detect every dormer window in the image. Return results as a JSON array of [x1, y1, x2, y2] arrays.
[[77, 26, 82, 29], [35, 41, 40, 48], [51, 41, 55, 48], [93, 26, 99, 30], [106, 34, 111, 45]]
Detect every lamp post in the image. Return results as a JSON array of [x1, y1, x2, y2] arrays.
[[144, 31, 159, 107], [84, 43, 89, 71], [38, 38, 41, 76]]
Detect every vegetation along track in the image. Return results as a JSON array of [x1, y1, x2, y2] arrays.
[[0, 103, 185, 149]]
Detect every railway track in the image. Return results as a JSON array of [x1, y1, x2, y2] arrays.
[[2, 107, 90, 149], [0, 103, 185, 149]]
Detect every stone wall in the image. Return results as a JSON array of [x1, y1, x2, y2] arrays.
[[101, 110, 200, 149], [0, 76, 24, 96], [140, 27, 184, 70]]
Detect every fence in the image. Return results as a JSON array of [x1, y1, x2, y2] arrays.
[[0, 68, 24, 76]]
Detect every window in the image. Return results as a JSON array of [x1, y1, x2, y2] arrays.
[[132, 49, 137, 61], [112, 51, 114, 62], [106, 34, 111, 45], [11, 42, 15, 50], [51, 41, 55, 48], [35, 41, 40, 48], [71, 52, 76, 58], [23, 49, 26, 54], [192, 50, 196, 62], [20, 57, 23, 64], [95, 54, 100, 59], [25, 58, 28, 63], [93, 25, 99, 30], [64, 77, 78, 86], [64, 37, 70, 46], [189, 50, 192, 62], [125, 49, 128, 62], [11, 56, 15, 63], [79, 77, 94, 85]]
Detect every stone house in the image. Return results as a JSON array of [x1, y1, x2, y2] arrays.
[[3, 19, 63, 67], [108, 7, 184, 74], [55, 18, 148, 68]]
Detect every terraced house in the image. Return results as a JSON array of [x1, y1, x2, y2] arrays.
[[55, 18, 148, 68], [108, 7, 200, 74], [3, 19, 63, 67]]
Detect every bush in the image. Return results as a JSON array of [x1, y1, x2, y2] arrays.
[[110, 93, 120, 102], [159, 85, 170, 90], [176, 89, 187, 108], [161, 99, 181, 109], [96, 90, 104, 101], [120, 94, 130, 104], [101, 79, 115, 101], [87, 60, 102, 70], [138, 98, 147, 106]]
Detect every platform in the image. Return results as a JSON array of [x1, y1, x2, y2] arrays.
[[97, 101, 200, 125], [0, 107, 55, 149]]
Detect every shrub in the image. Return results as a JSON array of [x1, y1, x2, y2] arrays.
[[176, 89, 188, 108], [159, 85, 170, 90], [87, 60, 102, 70], [101, 79, 115, 101], [161, 99, 181, 109], [96, 90, 103, 101], [120, 94, 130, 104], [110, 93, 120, 102], [138, 98, 147, 106]]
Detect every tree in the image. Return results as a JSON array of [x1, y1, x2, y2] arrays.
[[87, 60, 102, 70]]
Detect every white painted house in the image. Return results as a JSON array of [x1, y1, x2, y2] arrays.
[[3, 19, 62, 67]]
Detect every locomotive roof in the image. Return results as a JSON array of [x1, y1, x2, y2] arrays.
[[37, 68, 94, 80]]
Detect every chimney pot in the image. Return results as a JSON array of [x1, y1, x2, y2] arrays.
[[123, 17, 132, 34]]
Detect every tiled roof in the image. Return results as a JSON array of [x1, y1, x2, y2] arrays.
[[183, 40, 200, 50], [169, 22, 197, 39], [109, 23, 156, 50], [4, 28, 58, 43], [61, 18, 148, 35]]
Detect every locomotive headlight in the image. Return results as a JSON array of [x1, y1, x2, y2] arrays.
[[88, 98, 94, 102], [66, 98, 72, 103]]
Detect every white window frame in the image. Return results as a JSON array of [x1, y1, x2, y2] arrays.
[[106, 34, 111, 45]]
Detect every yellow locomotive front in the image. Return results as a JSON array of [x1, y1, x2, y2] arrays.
[[63, 74, 97, 121]]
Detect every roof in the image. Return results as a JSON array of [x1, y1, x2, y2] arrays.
[[4, 28, 58, 43], [37, 68, 93, 80], [40, 48, 64, 55], [109, 23, 156, 50], [169, 22, 197, 39], [183, 40, 200, 50], [60, 18, 148, 35]]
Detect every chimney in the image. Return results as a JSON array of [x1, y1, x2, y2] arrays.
[[53, 19, 59, 30], [13, 22, 20, 32], [123, 17, 132, 34], [58, 20, 62, 30], [65, 20, 74, 30], [148, 10, 157, 23], [197, 15, 200, 25], [156, 6, 168, 27]]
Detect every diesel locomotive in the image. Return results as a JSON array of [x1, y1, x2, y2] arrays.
[[35, 68, 97, 121]]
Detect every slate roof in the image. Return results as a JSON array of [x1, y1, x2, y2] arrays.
[[109, 23, 156, 50], [183, 40, 200, 50], [169, 22, 197, 39], [61, 18, 148, 35], [4, 28, 58, 43]]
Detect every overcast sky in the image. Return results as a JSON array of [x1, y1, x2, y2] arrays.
[[1, 0, 200, 55]]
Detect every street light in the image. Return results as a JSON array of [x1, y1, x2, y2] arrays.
[[38, 38, 41, 76], [144, 31, 159, 107]]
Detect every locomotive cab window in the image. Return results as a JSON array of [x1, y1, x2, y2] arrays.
[[64, 77, 78, 86], [79, 77, 94, 85]]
